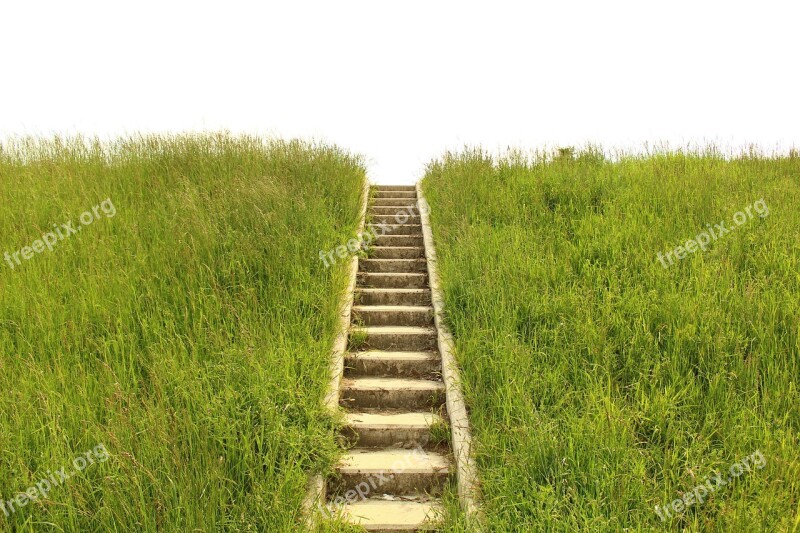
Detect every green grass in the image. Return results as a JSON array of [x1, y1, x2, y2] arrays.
[[0, 134, 366, 531], [346, 329, 369, 352], [423, 147, 800, 531]]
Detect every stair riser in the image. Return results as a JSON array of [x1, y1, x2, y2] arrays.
[[371, 214, 421, 224], [367, 224, 422, 236], [372, 206, 421, 216], [374, 235, 424, 247], [351, 309, 434, 327], [374, 191, 416, 199], [368, 247, 425, 259], [360, 332, 438, 351], [344, 356, 441, 377], [330, 471, 450, 497], [356, 290, 431, 306], [358, 273, 427, 289], [340, 388, 445, 410], [359, 259, 427, 273], [341, 426, 434, 448], [371, 198, 419, 207]]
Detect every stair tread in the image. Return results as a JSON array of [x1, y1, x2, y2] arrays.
[[347, 350, 439, 359], [360, 272, 426, 276], [345, 411, 443, 428], [368, 223, 422, 227], [342, 377, 444, 391], [337, 448, 451, 473], [369, 246, 424, 250], [352, 305, 433, 312], [354, 326, 436, 334], [360, 257, 425, 261], [330, 498, 443, 530], [358, 288, 430, 293]]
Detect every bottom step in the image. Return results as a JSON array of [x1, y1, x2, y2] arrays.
[[329, 499, 443, 531]]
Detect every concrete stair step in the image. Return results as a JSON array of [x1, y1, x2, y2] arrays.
[[367, 224, 422, 236], [374, 185, 416, 192], [372, 206, 421, 216], [368, 247, 425, 260], [374, 235, 424, 247], [358, 272, 427, 289], [340, 377, 445, 409], [342, 411, 444, 447], [352, 305, 434, 327], [344, 350, 440, 377], [329, 498, 443, 531], [352, 326, 438, 351], [356, 288, 431, 306], [371, 198, 419, 207], [359, 258, 427, 273], [374, 190, 416, 199], [371, 214, 421, 224], [331, 448, 451, 496]]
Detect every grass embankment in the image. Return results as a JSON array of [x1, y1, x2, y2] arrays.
[[0, 134, 365, 531], [423, 148, 800, 531]]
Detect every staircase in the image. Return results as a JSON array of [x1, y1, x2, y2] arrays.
[[327, 185, 451, 531]]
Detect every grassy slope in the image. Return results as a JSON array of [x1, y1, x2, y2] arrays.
[[0, 134, 365, 531], [423, 149, 800, 531]]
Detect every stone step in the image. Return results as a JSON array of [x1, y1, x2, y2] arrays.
[[368, 247, 425, 260], [374, 185, 416, 192], [331, 448, 451, 496], [374, 190, 416, 199], [328, 498, 443, 531], [358, 272, 428, 289], [352, 305, 434, 327], [371, 214, 421, 225], [372, 206, 421, 217], [352, 326, 438, 351], [340, 377, 445, 409], [342, 411, 444, 448], [344, 350, 440, 377], [356, 288, 431, 306], [371, 198, 419, 207], [359, 258, 427, 274], [374, 235, 424, 247], [368, 224, 422, 236]]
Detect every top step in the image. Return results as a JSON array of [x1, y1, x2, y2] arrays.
[[374, 185, 416, 191]]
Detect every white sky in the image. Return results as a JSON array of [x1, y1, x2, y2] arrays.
[[1, 0, 798, 184]]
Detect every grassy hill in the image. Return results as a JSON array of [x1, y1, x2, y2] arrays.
[[0, 134, 365, 531], [422, 148, 800, 531]]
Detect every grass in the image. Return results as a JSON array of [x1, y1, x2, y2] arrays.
[[346, 329, 369, 352], [429, 417, 452, 448], [422, 147, 800, 531], [0, 133, 366, 531]]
